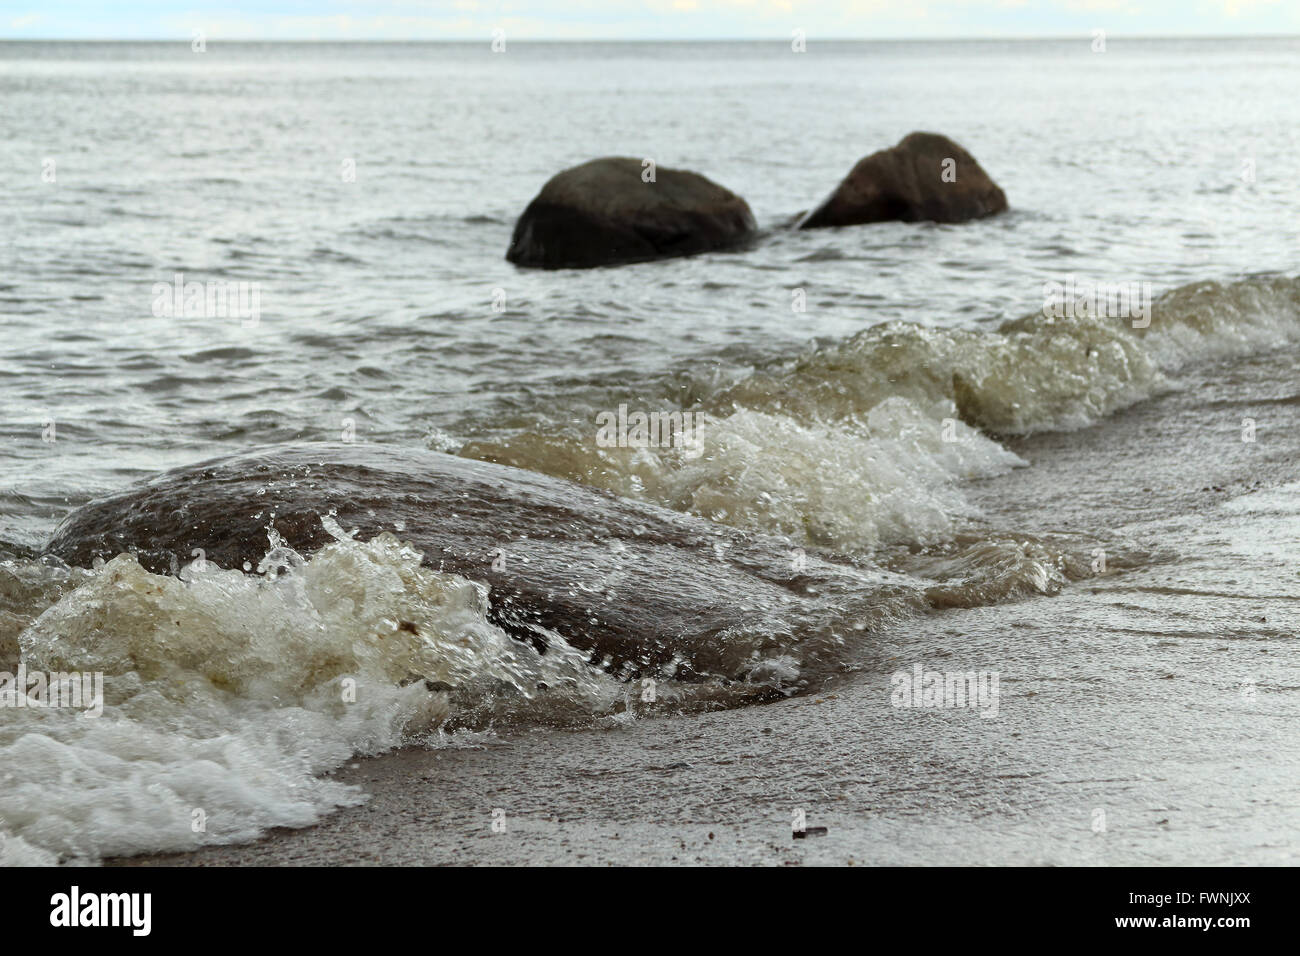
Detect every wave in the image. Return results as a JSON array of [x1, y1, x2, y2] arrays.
[[461, 275, 1300, 551], [0, 528, 619, 864], [5, 274, 1293, 865]]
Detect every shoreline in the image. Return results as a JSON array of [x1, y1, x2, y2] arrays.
[[114, 348, 1300, 866]]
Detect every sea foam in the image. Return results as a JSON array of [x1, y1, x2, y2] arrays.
[[0, 530, 615, 865], [460, 276, 1300, 551]]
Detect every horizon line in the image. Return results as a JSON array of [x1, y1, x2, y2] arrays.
[[4, 33, 1299, 43]]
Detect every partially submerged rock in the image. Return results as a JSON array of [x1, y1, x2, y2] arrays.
[[46, 443, 910, 682], [800, 132, 1007, 228], [506, 157, 757, 268]]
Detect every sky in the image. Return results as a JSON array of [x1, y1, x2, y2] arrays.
[[3, 0, 1298, 41]]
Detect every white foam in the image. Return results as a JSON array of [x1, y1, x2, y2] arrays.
[[629, 275, 1300, 546], [650, 398, 1024, 551], [0, 531, 615, 864], [458, 277, 1299, 554]]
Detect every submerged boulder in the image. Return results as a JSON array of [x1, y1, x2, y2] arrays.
[[45, 443, 908, 682], [800, 132, 1007, 228], [506, 157, 757, 268]]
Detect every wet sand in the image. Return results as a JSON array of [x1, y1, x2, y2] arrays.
[[115, 349, 1300, 866]]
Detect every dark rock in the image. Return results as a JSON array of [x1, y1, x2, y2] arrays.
[[506, 157, 757, 268], [45, 443, 910, 682], [800, 132, 1007, 228]]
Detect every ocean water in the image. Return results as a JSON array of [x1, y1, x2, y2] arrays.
[[1, 39, 1298, 865]]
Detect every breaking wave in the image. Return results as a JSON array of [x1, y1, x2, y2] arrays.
[[461, 276, 1300, 551], [4, 274, 1293, 865], [0, 528, 619, 865]]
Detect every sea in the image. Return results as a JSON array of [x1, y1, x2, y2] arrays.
[[1, 38, 1298, 865]]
